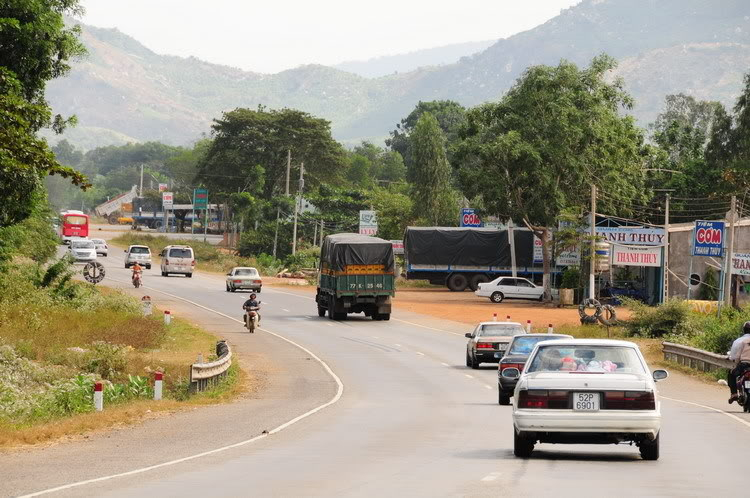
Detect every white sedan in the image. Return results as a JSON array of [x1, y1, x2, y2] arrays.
[[226, 267, 263, 292], [91, 238, 108, 257], [503, 339, 668, 460], [68, 239, 97, 262], [475, 276, 544, 303]]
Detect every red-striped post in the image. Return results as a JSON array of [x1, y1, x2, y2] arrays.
[[526, 320, 532, 333], [164, 310, 171, 325], [154, 371, 163, 400], [548, 323, 554, 334], [493, 313, 497, 321], [94, 381, 103, 411], [506, 315, 511, 321]]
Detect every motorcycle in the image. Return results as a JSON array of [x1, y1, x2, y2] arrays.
[[244, 305, 260, 333], [132, 271, 142, 288], [736, 368, 750, 412]]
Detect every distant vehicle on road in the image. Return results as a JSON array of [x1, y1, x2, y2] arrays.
[[59, 210, 89, 244], [160, 245, 195, 277], [475, 277, 545, 304], [68, 239, 97, 262], [124, 245, 152, 269], [505, 339, 668, 460], [465, 321, 527, 369], [226, 267, 262, 292], [497, 333, 573, 405], [315, 233, 395, 320], [91, 238, 108, 257]]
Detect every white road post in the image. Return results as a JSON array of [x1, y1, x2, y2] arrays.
[[526, 320, 532, 333], [164, 310, 171, 325], [94, 381, 104, 412], [547, 323, 554, 334], [154, 371, 163, 401]]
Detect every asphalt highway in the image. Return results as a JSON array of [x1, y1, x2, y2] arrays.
[[5, 248, 749, 497]]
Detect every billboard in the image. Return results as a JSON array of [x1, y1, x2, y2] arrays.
[[460, 208, 482, 227], [359, 210, 378, 236], [693, 220, 725, 257], [162, 192, 173, 209], [391, 240, 404, 255], [595, 227, 665, 246], [731, 253, 750, 276], [193, 188, 208, 209], [612, 245, 662, 267]]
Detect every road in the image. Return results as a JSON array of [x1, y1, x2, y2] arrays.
[[3, 248, 748, 497], [91, 224, 224, 245]]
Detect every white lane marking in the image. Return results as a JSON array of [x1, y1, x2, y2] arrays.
[[282, 308, 290, 312], [484, 385, 492, 390], [415, 352, 425, 356], [661, 395, 750, 430], [441, 362, 450, 367], [464, 374, 474, 379], [481, 472, 502, 482], [21, 281, 345, 498], [326, 322, 334, 327], [394, 343, 402, 347], [372, 336, 379, 339]]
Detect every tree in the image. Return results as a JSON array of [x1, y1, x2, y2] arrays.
[[368, 185, 414, 240], [346, 154, 374, 188], [410, 112, 459, 226], [197, 107, 347, 200], [455, 55, 647, 299]]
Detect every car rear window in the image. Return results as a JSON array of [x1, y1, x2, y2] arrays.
[[130, 247, 150, 254], [72, 240, 94, 248], [235, 269, 258, 276], [64, 215, 87, 225], [526, 345, 645, 374], [509, 336, 560, 355], [169, 248, 193, 258], [479, 324, 525, 336]]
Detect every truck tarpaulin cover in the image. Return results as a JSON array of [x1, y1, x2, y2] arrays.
[[404, 227, 534, 267], [322, 233, 395, 272]]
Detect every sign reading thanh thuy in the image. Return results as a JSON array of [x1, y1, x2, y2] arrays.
[[611, 245, 662, 267]]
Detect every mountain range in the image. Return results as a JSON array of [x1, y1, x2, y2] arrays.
[[45, 0, 750, 150]]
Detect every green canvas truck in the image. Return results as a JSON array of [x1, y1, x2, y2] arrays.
[[315, 233, 396, 321]]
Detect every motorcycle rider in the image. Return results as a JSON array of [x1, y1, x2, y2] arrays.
[[242, 293, 260, 328], [131, 262, 143, 285], [727, 321, 750, 403]]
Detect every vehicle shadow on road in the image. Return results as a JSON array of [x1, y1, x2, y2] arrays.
[[456, 448, 641, 462]]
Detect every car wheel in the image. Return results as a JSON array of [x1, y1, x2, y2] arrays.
[[187, 273, 193, 278], [490, 292, 504, 304], [226, 284, 231, 292], [256, 288, 261, 293], [639, 434, 660, 461], [146, 265, 151, 269], [466, 353, 472, 367], [499, 389, 511, 406], [230, 286, 236, 292], [538, 294, 544, 302], [124, 264, 129, 269], [470, 353, 480, 369], [162, 271, 168, 277], [513, 429, 534, 458]]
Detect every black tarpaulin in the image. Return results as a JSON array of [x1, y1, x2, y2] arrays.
[[403, 227, 534, 267], [321, 233, 395, 271]]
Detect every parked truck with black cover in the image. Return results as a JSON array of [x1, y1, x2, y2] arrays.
[[316, 233, 396, 320], [404, 227, 535, 291]]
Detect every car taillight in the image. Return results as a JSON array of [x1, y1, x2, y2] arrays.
[[603, 391, 655, 410], [502, 363, 525, 372], [192, 260, 196, 266], [476, 342, 493, 349], [165, 259, 169, 265], [234, 280, 242, 283], [517, 390, 569, 409], [253, 280, 261, 284]]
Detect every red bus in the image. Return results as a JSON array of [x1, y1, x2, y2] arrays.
[[59, 211, 89, 243]]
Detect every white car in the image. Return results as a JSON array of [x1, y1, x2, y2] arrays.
[[160, 245, 195, 277], [475, 276, 545, 303], [68, 239, 97, 262], [226, 267, 262, 292], [504, 339, 668, 460], [91, 238, 108, 257]]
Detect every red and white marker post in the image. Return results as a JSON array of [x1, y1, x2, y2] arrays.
[[506, 315, 511, 321], [154, 371, 163, 401], [492, 313, 497, 321], [547, 323, 554, 334], [94, 381, 103, 411], [164, 310, 171, 325], [526, 320, 532, 333]]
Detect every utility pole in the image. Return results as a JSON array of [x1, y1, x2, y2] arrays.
[[508, 219, 517, 278], [319, 219, 324, 246], [292, 162, 304, 255], [662, 194, 670, 304], [139, 164, 144, 197], [725, 195, 737, 306], [589, 184, 597, 300], [272, 150, 292, 259]]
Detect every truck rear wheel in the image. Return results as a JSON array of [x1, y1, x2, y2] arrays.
[[447, 273, 468, 292], [469, 274, 489, 291], [317, 306, 326, 317]]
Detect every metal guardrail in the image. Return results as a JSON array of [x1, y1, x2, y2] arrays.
[[190, 341, 232, 393], [662, 341, 734, 372]]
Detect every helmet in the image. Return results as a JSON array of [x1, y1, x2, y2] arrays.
[[743, 321, 750, 334], [250, 293, 257, 299]]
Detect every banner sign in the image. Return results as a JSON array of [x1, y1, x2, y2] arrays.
[[731, 252, 750, 276], [460, 208, 482, 227], [595, 227, 665, 246], [533, 235, 543, 264], [612, 245, 662, 267], [391, 240, 404, 255], [556, 247, 581, 267], [193, 188, 208, 209], [359, 210, 378, 236], [158, 183, 168, 192], [693, 220, 725, 257], [162, 192, 173, 209]]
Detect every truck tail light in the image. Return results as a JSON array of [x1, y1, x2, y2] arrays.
[[476, 342, 493, 349], [604, 391, 655, 410]]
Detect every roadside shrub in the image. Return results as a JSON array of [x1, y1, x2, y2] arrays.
[[699, 267, 719, 301], [284, 246, 320, 271], [84, 342, 128, 380], [622, 298, 691, 338], [560, 267, 580, 289]]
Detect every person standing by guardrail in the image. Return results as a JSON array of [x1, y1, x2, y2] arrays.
[[727, 322, 750, 404]]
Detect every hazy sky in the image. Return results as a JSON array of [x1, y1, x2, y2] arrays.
[[79, 1, 582, 74]]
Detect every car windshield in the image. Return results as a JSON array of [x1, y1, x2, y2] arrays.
[[235, 269, 258, 276], [169, 248, 192, 258], [509, 336, 566, 355], [72, 240, 94, 248], [478, 324, 524, 336], [130, 247, 150, 254], [526, 345, 645, 374], [91, 239, 105, 244]]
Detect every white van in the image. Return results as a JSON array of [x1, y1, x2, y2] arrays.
[[160, 245, 195, 277]]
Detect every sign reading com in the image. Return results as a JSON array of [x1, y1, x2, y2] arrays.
[[460, 208, 482, 227], [693, 220, 725, 257]]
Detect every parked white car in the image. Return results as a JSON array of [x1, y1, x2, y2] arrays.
[[91, 238, 108, 257], [226, 267, 262, 292], [504, 339, 668, 460], [68, 239, 97, 262], [160, 245, 195, 277], [475, 276, 545, 303]]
